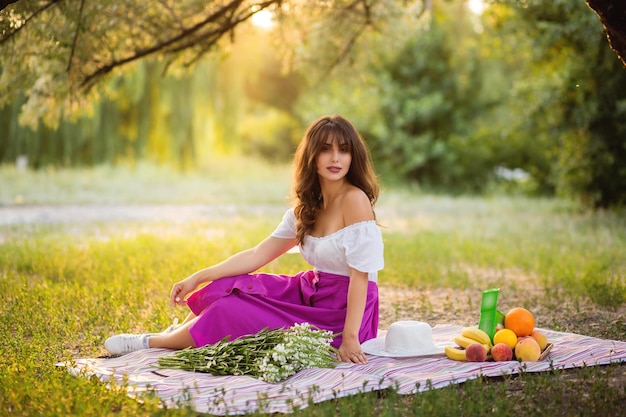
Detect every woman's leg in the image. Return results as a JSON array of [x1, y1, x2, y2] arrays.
[[149, 317, 197, 349], [105, 315, 199, 355], [161, 311, 197, 333], [181, 311, 197, 324]]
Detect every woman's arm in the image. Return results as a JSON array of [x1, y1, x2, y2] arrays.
[[336, 187, 377, 363], [170, 236, 296, 306], [337, 267, 369, 364]]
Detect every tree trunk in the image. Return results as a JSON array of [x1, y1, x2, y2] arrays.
[[587, 0, 626, 66], [0, 0, 19, 11]]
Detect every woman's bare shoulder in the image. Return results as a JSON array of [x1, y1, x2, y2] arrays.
[[342, 186, 374, 225]]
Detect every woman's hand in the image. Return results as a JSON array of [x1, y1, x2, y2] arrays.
[[337, 336, 368, 364], [170, 275, 200, 307], [168, 237, 295, 308]]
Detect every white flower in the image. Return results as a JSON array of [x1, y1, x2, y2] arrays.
[[159, 323, 337, 383]]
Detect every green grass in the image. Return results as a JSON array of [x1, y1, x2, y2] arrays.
[[0, 158, 293, 205], [378, 191, 626, 308], [0, 162, 625, 416]]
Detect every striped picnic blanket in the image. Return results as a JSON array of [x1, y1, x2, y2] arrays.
[[60, 325, 626, 415]]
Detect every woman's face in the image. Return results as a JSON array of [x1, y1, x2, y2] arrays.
[[316, 136, 352, 183]]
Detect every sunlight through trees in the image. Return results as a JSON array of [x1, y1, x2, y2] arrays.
[[1, 0, 625, 207]]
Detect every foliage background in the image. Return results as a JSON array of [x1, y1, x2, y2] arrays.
[[1, 0, 625, 207]]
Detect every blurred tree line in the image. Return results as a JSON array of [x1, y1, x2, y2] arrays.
[[1, 0, 625, 207]]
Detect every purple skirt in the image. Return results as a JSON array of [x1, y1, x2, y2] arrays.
[[186, 270, 379, 349]]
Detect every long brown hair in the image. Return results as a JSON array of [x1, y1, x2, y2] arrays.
[[292, 115, 379, 245]]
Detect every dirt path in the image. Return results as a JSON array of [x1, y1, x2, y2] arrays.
[[0, 203, 284, 225]]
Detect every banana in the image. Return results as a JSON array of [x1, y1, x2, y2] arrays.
[[444, 345, 467, 361], [453, 335, 491, 354], [454, 335, 483, 349], [462, 327, 493, 347]]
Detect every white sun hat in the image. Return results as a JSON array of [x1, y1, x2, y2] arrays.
[[361, 321, 449, 357]]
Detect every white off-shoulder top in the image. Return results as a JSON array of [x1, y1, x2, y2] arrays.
[[271, 208, 384, 282]]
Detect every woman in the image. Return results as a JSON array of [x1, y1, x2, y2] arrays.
[[105, 114, 384, 364]]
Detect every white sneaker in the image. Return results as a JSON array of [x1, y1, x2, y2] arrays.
[[104, 334, 149, 355]]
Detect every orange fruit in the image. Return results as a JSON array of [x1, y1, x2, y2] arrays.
[[504, 307, 535, 337], [493, 328, 518, 349]]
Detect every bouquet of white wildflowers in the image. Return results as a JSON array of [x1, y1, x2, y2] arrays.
[[157, 323, 338, 383]]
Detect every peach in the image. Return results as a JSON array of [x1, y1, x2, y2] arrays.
[[465, 343, 487, 362], [515, 337, 541, 362], [491, 342, 513, 362], [530, 329, 548, 351]]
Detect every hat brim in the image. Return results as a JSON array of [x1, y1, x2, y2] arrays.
[[361, 337, 451, 358]]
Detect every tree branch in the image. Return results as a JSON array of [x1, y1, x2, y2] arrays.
[[318, 20, 368, 83], [157, 0, 185, 32], [79, 0, 279, 91], [0, 0, 61, 46], [315, 0, 376, 83], [177, 1, 277, 68], [80, 0, 246, 90], [66, 0, 86, 72]]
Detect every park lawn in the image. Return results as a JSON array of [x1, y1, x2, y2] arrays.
[[0, 164, 625, 416]]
